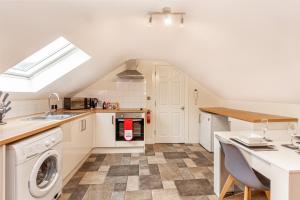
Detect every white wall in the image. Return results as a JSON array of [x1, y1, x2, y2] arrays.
[[188, 78, 222, 143], [223, 100, 300, 125], [76, 60, 222, 143], [5, 99, 49, 119]]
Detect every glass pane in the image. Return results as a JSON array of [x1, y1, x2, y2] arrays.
[[4, 37, 74, 78], [13, 37, 70, 72], [36, 155, 57, 189]]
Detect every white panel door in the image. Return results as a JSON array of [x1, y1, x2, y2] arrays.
[[95, 113, 116, 147], [155, 65, 185, 143]]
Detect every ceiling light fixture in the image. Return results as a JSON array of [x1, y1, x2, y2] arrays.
[[148, 7, 185, 27]]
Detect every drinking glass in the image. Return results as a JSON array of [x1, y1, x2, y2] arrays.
[[288, 123, 298, 147], [261, 119, 272, 142]]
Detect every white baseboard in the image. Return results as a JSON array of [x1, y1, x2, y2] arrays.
[[92, 147, 144, 154]]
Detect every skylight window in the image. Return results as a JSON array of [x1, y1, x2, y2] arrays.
[[0, 37, 91, 92], [4, 37, 76, 78]]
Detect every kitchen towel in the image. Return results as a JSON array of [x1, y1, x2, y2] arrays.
[[124, 119, 133, 141]]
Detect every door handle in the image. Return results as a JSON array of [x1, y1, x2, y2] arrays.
[[181, 106, 185, 110], [112, 115, 114, 125]]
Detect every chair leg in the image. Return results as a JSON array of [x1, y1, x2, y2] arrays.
[[244, 186, 251, 200], [265, 191, 270, 200], [218, 175, 235, 200]]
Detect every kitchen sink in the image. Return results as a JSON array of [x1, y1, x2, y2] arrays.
[[25, 112, 83, 121]]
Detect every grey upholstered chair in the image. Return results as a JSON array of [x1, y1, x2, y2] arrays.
[[217, 136, 270, 200]]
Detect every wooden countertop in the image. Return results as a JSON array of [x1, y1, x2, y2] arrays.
[[199, 107, 298, 123], [0, 108, 147, 146]]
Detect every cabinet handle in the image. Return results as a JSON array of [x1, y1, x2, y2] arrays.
[[112, 115, 114, 125], [81, 119, 86, 131]]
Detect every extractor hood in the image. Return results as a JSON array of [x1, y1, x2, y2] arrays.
[[117, 59, 144, 80]]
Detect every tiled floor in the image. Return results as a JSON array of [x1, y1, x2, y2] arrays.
[[60, 144, 217, 200]]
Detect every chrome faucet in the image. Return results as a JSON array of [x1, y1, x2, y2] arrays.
[[48, 93, 60, 114]]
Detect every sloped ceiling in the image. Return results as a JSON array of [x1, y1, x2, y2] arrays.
[[1, 0, 300, 102]]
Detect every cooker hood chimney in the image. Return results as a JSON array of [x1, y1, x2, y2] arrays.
[[117, 59, 144, 80]]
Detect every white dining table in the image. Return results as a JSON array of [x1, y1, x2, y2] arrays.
[[214, 130, 300, 200]]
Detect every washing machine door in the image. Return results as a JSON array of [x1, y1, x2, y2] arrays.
[[29, 149, 60, 198]]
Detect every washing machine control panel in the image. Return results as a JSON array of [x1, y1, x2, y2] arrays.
[[17, 130, 62, 161]]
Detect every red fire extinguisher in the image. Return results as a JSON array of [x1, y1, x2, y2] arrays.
[[146, 110, 151, 124]]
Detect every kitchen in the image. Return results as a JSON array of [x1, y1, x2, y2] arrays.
[[1, 1, 300, 200]]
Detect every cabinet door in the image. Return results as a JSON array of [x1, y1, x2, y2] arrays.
[[61, 121, 79, 179], [200, 112, 212, 150], [95, 113, 116, 147], [79, 115, 94, 155]]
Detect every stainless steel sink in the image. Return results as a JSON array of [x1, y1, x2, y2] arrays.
[[25, 112, 83, 121]]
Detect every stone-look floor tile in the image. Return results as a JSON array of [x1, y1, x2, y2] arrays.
[[139, 168, 150, 175], [58, 193, 71, 200], [189, 167, 206, 179], [177, 162, 187, 168], [193, 152, 213, 165], [107, 165, 139, 176], [187, 153, 199, 159], [166, 158, 186, 164], [148, 156, 167, 164], [102, 154, 122, 166], [130, 156, 142, 165], [139, 159, 148, 166], [175, 179, 214, 196], [114, 183, 127, 191], [63, 171, 86, 193], [68, 185, 89, 200], [131, 153, 140, 157], [207, 195, 218, 200], [155, 152, 164, 156], [121, 157, 131, 165], [163, 152, 188, 159], [125, 190, 152, 200], [179, 168, 194, 179], [149, 164, 160, 175], [195, 167, 214, 184], [82, 184, 114, 200], [126, 176, 139, 191], [86, 157, 96, 162], [99, 165, 110, 172], [105, 176, 128, 184], [158, 164, 183, 181], [180, 195, 209, 200], [188, 145, 207, 152], [111, 191, 125, 200], [63, 144, 217, 200], [224, 191, 268, 200], [79, 161, 102, 171], [183, 158, 197, 168], [201, 151, 214, 162], [139, 175, 163, 190], [79, 171, 106, 185], [152, 189, 181, 200], [122, 153, 131, 157], [162, 180, 176, 189]]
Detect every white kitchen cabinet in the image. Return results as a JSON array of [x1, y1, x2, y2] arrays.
[[0, 145, 5, 200], [199, 112, 229, 152], [61, 114, 94, 179], [95, 113, 116, 147]]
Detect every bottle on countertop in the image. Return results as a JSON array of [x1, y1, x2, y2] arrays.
[[102, 101, 107, 109]]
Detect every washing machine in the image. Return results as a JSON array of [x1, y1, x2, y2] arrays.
[[6, 127, 63, 200]]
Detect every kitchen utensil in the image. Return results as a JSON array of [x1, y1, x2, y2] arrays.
[[0, 91, 11, 125], [5, 107, 11, 113], [5, 101, 11, 107], [2, 93, 9, 102]]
